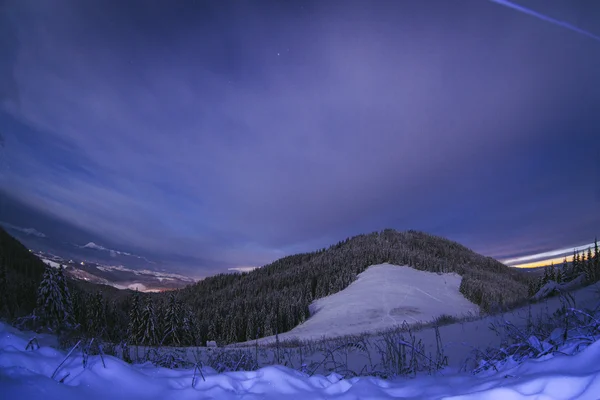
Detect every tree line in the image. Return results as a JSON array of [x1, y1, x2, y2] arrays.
[[4, 227, 596, 349], [528, 239, 600, 296]]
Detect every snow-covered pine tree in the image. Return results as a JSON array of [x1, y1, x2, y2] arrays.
[[35, 266, 65, 332], [141, 297, 158, 346], [56, 265, 74, 328], [128, 292, 143, 345], [163, 292, 182, 346], [182, 306, 197, 346]]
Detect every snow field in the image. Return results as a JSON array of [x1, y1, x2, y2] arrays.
[[2, 320, 600, 399]]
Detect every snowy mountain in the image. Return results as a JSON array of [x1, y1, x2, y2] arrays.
[[37, 252, 195, 292], [78, 241, 156, 264]]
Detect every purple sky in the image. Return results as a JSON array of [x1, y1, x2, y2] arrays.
[[0, 0, 599, 276]]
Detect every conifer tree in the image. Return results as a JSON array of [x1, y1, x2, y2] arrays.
[[163, 293, 182, 346], [87, 291, 106, 337], [141, 297, 158, 346], [56, 266, 74, 328], [35, 266, 65, 332], [127, 292, 143, 345], [562, 257, 570, 281], [549, 263, 556, 282], [555, 268, 563, 284], [182, 306, 197, 345]]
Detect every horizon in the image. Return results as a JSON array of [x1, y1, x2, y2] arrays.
[[1, 0, 598, 277], [2, 221, 597, 280]]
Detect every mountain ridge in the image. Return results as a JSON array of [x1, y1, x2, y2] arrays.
[[176, 229, 529, 344]]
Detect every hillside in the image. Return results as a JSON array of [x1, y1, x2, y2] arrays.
[[0, 227, 132, 341], [177, 229, 529, 344], [252, 263, 480, 342]]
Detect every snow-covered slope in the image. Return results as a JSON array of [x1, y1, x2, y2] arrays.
[[269, 263, 479, 342], [2, 321, 600, 399]]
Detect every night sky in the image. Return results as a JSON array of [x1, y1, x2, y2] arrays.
[[0, 0, 599, 276]]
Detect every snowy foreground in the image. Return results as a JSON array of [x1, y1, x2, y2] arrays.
[[2, 322, 600, 399]]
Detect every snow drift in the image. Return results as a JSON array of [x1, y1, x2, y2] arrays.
[[1, 320, 600, 399]]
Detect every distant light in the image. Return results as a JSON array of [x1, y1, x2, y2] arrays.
[[80, 262, 85, 265]]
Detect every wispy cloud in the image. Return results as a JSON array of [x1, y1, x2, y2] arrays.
[[0, 221, 46, 237], [228, 266, 260, 273], [503, 242, 596, 266], [0, 0, 598, 272]]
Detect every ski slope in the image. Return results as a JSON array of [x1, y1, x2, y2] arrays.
[[2, 321, 600, 400], [264, 263, 479, 342]]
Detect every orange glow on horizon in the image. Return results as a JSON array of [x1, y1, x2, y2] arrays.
[[512, 254, 575, 269]]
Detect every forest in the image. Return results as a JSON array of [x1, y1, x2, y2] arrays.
[[1, 227, 599, 349]]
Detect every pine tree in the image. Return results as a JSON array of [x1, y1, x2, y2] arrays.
[[555, 269, 563, 284], [141, 297, 157, 346], [572, 250, 579, 275], [127, 292, 143, 345], [56, 266, 74, 328], [527, 280, 535, 297], [163, 293, 182, 346], [87, 292, 106, 337], [562, 257, 569, 281], [549, 263, 556, 282], [182, 306, 197, 346], [35, 266, 65, 332]]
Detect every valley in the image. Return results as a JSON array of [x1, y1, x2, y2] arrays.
[[34, 250, 195, 292]]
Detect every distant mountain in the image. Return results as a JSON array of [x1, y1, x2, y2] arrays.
[[77, 241, 156, 264], [177, 229, 530, 344], [0, 227, 130, 320], [1, 222, 163, 270], [35, 251, 195, 292]]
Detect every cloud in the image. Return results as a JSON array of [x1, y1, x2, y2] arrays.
[[502, 242, 596, 266], [228, 266, 260, 273], [0, 221, 46, 237], [0, 0, 598, 272]]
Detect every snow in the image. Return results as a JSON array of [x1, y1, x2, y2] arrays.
[[83, 242, 108, 250], [258, 264, 479, 342], [533, 275, 586, 300], [41, 258, 62, 269], [1, 321, 600, 399]]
